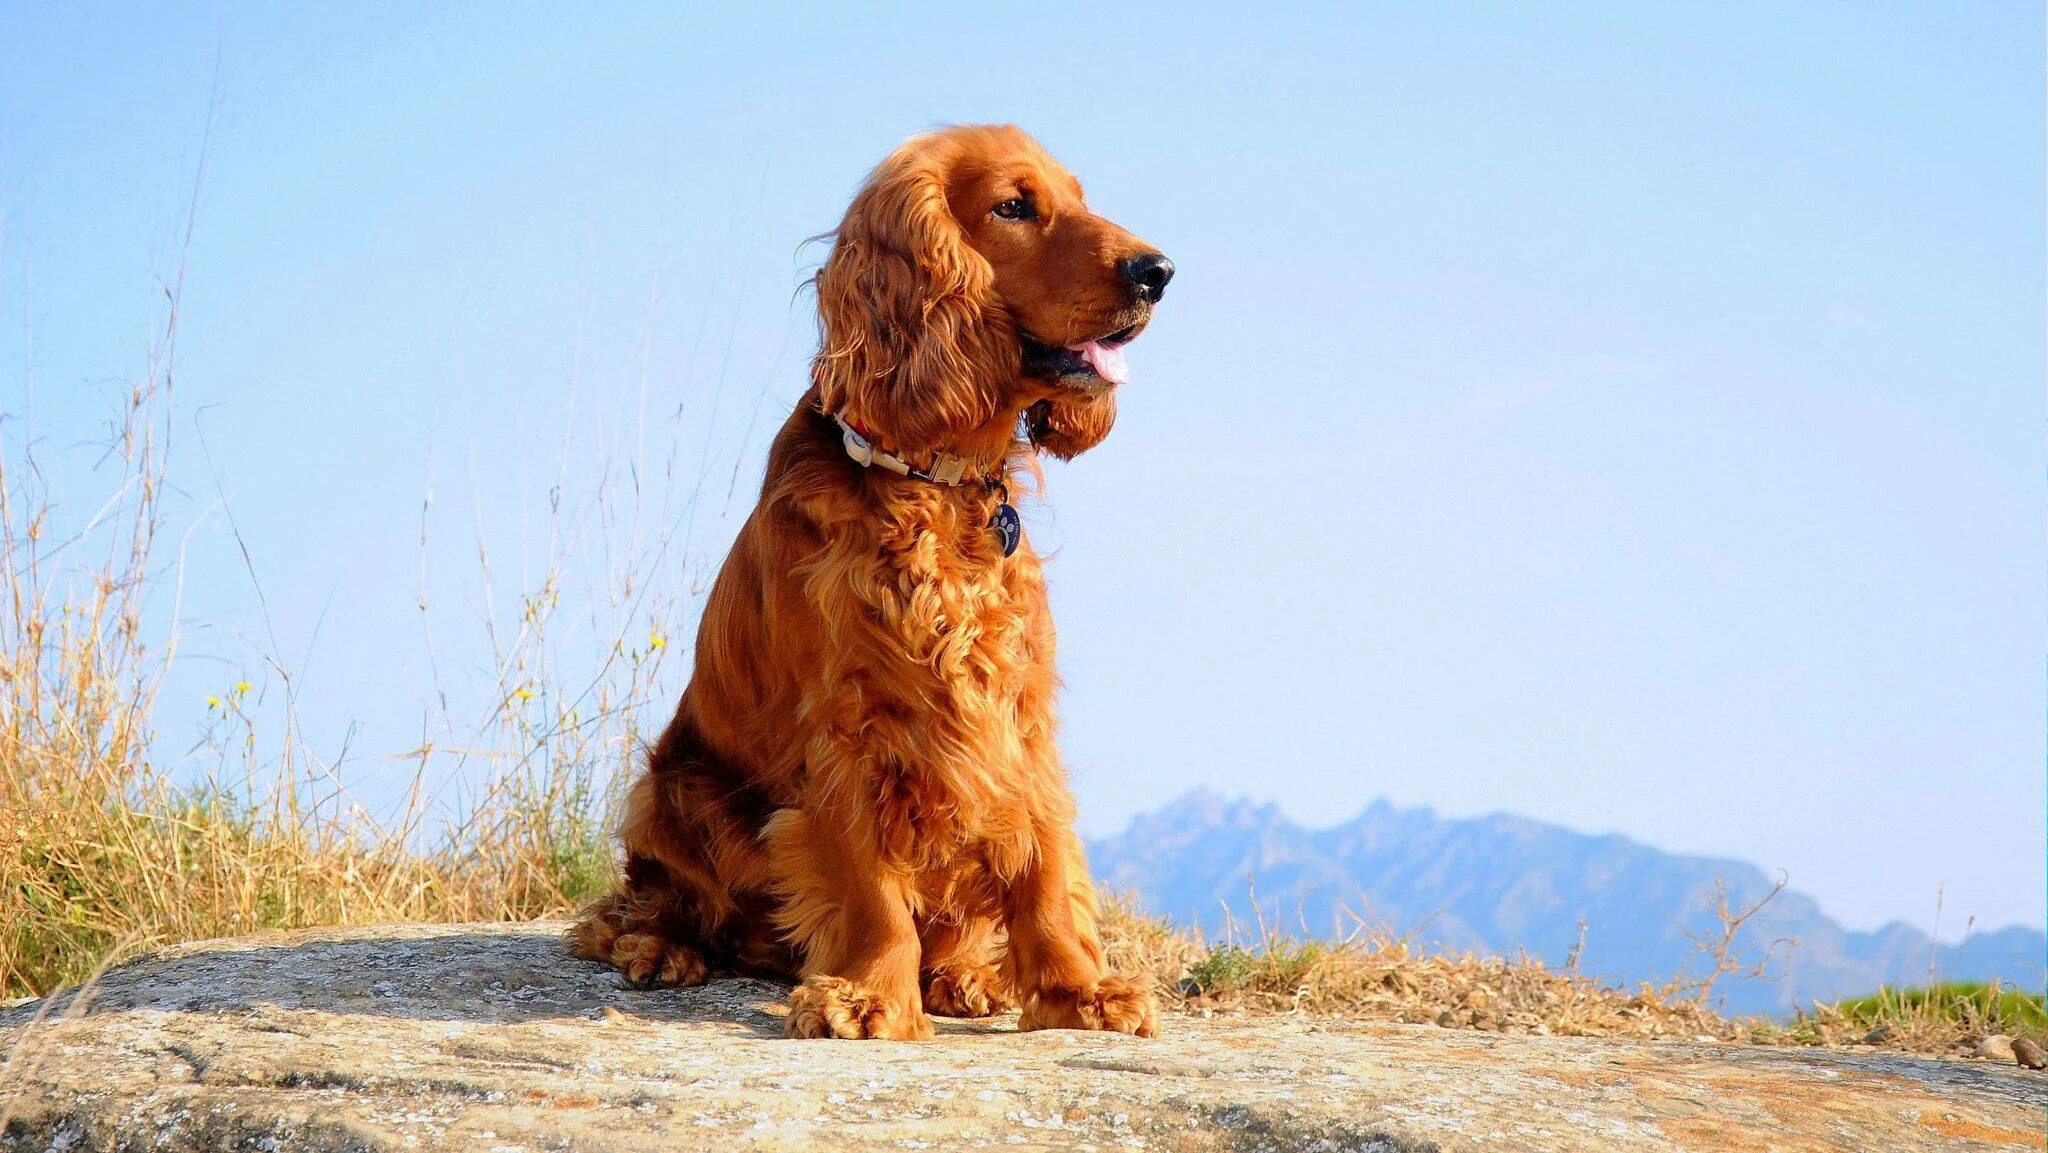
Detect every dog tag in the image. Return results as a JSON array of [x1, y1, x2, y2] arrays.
[[990, 502, 1022, 557]]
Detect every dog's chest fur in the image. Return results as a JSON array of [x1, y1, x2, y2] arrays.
[[804, 480, 1058, 872]]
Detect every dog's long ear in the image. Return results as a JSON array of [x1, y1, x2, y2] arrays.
[[813, 142, 1012, 454], [1026, 392, 1117, 460]]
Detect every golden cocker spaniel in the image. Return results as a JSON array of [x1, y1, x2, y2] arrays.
[[570, 124, 1173, 1040]]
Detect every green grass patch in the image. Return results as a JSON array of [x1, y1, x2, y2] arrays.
[[1832, 982, 2045, 1033]]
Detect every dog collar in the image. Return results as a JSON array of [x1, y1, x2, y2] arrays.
[[831, 413, 978, 486], [827, 412, 1023, 556]]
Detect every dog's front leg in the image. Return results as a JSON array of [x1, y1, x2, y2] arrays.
[[765, 808, 934, 1040], [1004, 823, 1158, 1037]]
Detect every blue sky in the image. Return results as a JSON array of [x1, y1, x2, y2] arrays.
[[2, 2, 2041, 935]]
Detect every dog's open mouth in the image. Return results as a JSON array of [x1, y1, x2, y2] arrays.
[[1022, 322, 1143, 388]]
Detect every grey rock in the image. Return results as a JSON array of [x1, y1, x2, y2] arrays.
[[2, 921, 2041, 1152]]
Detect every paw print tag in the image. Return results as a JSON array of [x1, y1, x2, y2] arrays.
[[990, 502, 1022, 557]]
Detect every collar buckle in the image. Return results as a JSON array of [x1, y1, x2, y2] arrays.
[[833, 414, 974, 487]]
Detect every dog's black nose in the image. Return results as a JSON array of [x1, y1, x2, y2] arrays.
[[1119, 253, 1175, 303]]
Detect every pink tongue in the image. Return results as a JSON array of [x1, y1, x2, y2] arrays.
[[1067, 340, 1129, 385]]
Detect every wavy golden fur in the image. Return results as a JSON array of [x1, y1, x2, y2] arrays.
[[569, 124, 1172, 1039]]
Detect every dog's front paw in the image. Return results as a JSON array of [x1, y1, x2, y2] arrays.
[[922, 962, 1015, 1018], [1018, 975, 1159, 1037], [607, 933, 709, 988], [786, 976, 934, 1040]]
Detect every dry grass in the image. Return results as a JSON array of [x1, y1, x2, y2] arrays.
[[1099, 899, 1740, 1043], [0, 262, 667, 999], [1097, 899, 2046, 1060], [0, 380, 590, 995]]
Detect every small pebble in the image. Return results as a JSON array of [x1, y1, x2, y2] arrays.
[[1974, 1035, 2016, 1062], [2013, 1037, 2045, 1070]]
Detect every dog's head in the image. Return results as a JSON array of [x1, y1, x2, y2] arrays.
[[813, 124, 1171, 462]]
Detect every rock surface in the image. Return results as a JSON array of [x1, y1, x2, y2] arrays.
[[2, 922, 2040, 1152]]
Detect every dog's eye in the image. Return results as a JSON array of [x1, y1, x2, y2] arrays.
[[992, 198, 1035, 221]]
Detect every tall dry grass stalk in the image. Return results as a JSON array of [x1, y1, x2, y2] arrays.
[[0, 254, 681, 999]]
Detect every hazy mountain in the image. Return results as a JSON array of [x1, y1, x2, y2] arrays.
[[1088, 790, 2044, 1017]]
